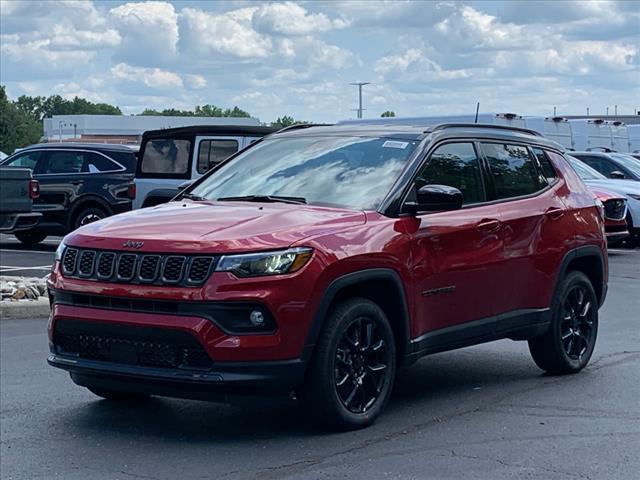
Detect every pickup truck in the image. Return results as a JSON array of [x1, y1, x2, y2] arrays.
[[0, 167, 41, 234]]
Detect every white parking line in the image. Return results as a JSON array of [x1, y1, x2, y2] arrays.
[[0, 266, 52, 272], [0, 249, 55, 254]]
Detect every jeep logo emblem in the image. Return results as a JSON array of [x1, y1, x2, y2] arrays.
[[123, 240, 144, 249]]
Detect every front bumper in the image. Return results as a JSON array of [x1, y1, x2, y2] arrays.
[[48, 353, 306, 400]]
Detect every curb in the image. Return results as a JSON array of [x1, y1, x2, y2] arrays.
[[0, 298, 50, 320]]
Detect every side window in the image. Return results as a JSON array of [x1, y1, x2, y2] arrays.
[[3, 151, 41, 169], [577, 156, 618, 177], [416, 142, 485, 205], [41, 151, 85, 174], [86, 152, 121, 173], [532, 148, 558, 184], [141, 139, 191, 176], [481, 143, 542, 199], [197, 140, 239, 174]]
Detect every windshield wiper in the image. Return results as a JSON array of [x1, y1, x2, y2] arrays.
[[217, 195, 307, 205], [181, 193, 206, 201]]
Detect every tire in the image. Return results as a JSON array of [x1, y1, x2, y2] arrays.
[[14, 230, 47, 245], [73, 206, 107, 230], [528, 271, 598, 374], [87, 386, 149, 402], [303, 298, 396, 431]]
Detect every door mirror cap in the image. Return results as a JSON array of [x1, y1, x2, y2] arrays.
[[610, 170, 626, 179], [406, 184, 463, 214]]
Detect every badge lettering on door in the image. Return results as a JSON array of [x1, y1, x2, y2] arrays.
[[422, 285, 456, 297]]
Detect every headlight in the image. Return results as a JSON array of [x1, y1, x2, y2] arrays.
[[215, 247, 313, 278], [54, 241, 66, 262]]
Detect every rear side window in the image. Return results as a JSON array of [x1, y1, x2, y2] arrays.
[[197, 140, 239, 174], [41, 151, 85, 174], [141, 139, 191, 175], [481, 143, 543, 199], [3, 151, 41, 169], [574, 155, 618, 177], [532, 148, 558, 184], [416, 142, 485, 204], [86, 153, 122, 173]]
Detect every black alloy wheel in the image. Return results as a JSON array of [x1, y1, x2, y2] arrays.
[[559, 285, 596, 361], [334, 317, 390, 414]]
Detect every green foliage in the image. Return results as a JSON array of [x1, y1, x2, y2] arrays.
[[0, 86, 42, 154], [139, 105, 251, 118], [381, 111, 396, 117], [270, 116, 310, 128]]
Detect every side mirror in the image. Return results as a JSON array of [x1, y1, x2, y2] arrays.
[[610, 171, 626, 179], [176, 181, 192, 191], [407, 184, 463, 213]]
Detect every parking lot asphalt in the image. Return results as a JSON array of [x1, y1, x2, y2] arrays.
[[1, 250, 638, 479], [0, 234, 60, 277]]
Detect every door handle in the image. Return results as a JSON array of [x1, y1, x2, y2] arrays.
[[477, 218, 501, 233], [545, 207, 564, 220], [70, 180, 82, 186]]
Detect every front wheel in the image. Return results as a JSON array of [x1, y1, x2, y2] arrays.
[[303, 298, 396, 430], [529, 271, 598, 374]]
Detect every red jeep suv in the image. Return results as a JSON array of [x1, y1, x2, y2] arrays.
[[48, 123, 607, 429]]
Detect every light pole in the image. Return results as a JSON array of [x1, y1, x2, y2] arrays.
[[350, 82, 370, 119]]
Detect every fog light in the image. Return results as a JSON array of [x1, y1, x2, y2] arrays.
[[249, 310, 265, 327]]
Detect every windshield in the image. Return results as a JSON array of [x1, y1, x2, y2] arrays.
[[566, 155, 606, 180], [610, 154, 640, 177], [190, 136, 418, 210]]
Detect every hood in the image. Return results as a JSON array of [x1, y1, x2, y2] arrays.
[[583, 179, 640, 197], [66, 200, 366, 253]]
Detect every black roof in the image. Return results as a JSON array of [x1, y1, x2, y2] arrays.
[[270, 123, 564, 150], [18, 142, 137, 152], [142, 125, 278, 139]]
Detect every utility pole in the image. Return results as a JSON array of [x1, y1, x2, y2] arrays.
[[350, 82, 370, 119]]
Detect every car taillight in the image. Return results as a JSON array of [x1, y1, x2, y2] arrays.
[[29, 180, 40, 199], [127, 182, 136, 200]]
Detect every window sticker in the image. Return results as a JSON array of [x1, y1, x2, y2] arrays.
[[382, 140, 409, 149]]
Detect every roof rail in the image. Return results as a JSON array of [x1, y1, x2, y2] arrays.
[[275, 123, 332, 134], [429, 123, 543, 137]]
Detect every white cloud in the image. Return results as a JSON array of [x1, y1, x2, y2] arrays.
[[179, 6, 272, 58], [111, 63, 184, 89], [50, 24, 121, 50], [252, 2, 350, 35], [184, 74, 207, 90], [110, 1, 179, 64]]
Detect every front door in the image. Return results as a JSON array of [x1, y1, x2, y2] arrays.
[[409, 142, 507, 340]]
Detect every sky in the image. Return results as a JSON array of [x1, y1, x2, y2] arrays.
[[1, 0, 638, 123]]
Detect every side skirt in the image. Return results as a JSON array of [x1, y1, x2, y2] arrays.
[[407, 308, 551, 363]]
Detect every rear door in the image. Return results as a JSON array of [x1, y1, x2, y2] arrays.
[[480, 142, 569, 318]]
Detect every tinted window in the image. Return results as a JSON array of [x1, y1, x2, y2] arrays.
[[481, 143, 542, 199], [532, 148, 557, 184], [191, 136, 418, 210], [565, 155, 606, 180], [42, 151, 85, 174], [415, 143, 485, 204], [108, 150, 137, 172], [141, 139, 191, 175], [86, 153, 121, 173], [197, 139, 239, 174], [610, 154, 640, 177], [3, 151, 41, 169], [575, 155, 619, 177]]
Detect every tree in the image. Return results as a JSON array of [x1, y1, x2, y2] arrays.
[[381, 111, 396, 117], [270, 116, 310, 128], [0, 86, 42, 153]]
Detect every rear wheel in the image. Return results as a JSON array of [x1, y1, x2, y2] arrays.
[[73, 206, 107, 230], [304, 298, 396, 430], [529, 271, 598, 374], [87, 386, 149, 402], [14, 230, 47, 245]]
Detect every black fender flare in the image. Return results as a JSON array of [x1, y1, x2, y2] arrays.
[[554, 245, 607, 307], [302, 268, 412, 364]]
